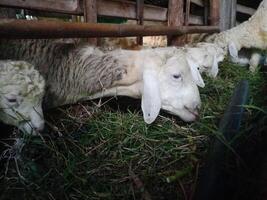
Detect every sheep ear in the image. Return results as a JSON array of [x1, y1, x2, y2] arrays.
[[228, 42, 238, 58], [210, 55, 219, 77], [186, 58, 205, 88], [141, 69, 161, 124]]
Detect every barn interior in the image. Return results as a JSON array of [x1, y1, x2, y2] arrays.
[[0, 1, 267, 200]]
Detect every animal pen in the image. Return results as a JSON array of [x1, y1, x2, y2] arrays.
[[0, 0, 267, 200]]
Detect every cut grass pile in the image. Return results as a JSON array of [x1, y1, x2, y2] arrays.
[[0, 60, 266, 200]]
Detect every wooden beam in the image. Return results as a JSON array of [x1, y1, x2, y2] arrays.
[[97, 0, 167, 21], [0, 0, 82, 14], [136, 0, 144, 45], [0, 0, 208, 25], [210, 0, 220, 26], [191, 0, 204, 7], [83, 0, 97, 45], [167, 0, 185, 46], [237, 4, 255, 16], [0, 19, 219, 39]]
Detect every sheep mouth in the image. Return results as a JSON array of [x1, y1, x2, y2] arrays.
[[184, 106, 199, 119]]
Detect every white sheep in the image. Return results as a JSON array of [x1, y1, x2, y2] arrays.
[[229, 48, 267, 72], [0, 39, 204, 124], [205, 0, 267, 71], [183, 43, 226, 77], [149, 42, 226, 78], [0, 60, 45, 134]]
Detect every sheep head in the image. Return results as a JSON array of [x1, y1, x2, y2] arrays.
[[0, 60, 45, 134], [184, 43, 225, 78], [141, 52, 202, 124]]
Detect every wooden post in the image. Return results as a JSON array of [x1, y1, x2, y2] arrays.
[[219, 0, 236, 30], [0, 7, 16, 18], [210, 0, 220, 26], [185, 0, 191, 26], [83, 0, 97, 45], [167, 0, 185, 46], [136, 0, 144, 45], [230, 0, 237, 28], [203, 0, 209, 25]]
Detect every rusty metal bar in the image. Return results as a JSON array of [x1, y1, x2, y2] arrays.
[[0, 19, 219, 39]]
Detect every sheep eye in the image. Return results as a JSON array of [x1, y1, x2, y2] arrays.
[[173, 74, 181, 79], [7, 98, 17, 103]]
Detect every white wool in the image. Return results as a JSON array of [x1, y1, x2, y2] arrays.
[[88, 47, 203, 123], [205, 0, 267, 71], [0, 60, 45, 134]]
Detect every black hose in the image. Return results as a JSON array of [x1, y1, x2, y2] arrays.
[[194, 80, 249, 200]]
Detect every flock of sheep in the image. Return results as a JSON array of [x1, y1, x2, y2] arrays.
[[0, 0, 267, 135]]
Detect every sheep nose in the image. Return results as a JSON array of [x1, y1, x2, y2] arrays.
[[185, 101, 201, 118], [32, 120, 45, 132], [191, 101, 201, 112]]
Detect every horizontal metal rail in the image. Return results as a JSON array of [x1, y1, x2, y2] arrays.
[[0, 19, 220, 39]]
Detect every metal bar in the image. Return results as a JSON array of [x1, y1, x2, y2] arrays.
[[0, 19, 219, 39]]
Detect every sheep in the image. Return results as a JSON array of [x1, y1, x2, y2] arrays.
[[182, 43, 226, 77], [228, 48, 267, 72], [0, 60, 45, 134], [148, 42, 226, 78], [205, 0, 267, 70], [0, 39, 204, 124]]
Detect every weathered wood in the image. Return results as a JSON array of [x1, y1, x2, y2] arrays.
[[97, 0, 167, 21], [0, 0, 207, 25], [237, 4, 255, 16], [203, 0, 209, 25], [0, 7, 16, 19], [83, 0, 97, 45], [0, 19, 219, 39], [185, 0, 191, 26], [210, 0, 220, 26], [191, 0, 204, 7], [167, 0, 185, 46], [220, 0, 231, 30], [136, 0, 144, 45], [230, 0, 237, 28], [0, 0, 82, 14]]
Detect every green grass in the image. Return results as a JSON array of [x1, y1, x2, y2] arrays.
[[0, 60, 266, 200]]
